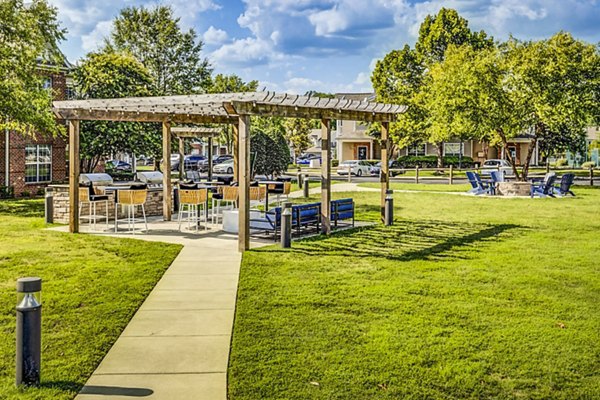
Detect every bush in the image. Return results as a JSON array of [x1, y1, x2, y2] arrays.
[[581, 161, 596, 169], [556, 158, 568, 167], [0, 185, 14, 199], [396, 155, 474, 168], [20, 191, 31, 198], [332, 159, 339, 167]]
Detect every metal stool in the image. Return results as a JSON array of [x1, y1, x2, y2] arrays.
[[212, 186, 239, 224], [79, 184, 110, 231], [178, 188, 209, 232], [115, 186, 148, 234]]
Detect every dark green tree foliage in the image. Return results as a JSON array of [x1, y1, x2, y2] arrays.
[[105, 5, 212, 95], [0, 0, 66, 135], [74, 52, 157, 172], [250, 119, 290, 178]]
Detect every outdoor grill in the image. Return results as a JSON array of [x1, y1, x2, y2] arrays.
[[79, 173, 114, 186], [136, 171, 164, 188]]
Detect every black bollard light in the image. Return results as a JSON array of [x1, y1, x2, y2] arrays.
[[44, 188, 53, 224], [173, 187, 180, 214], [303, 178, 310, 198], [16, 277, 42, 387], [384, 189, 394, 226], [297, 173, 303, 189], [281, 202, 292, 248]]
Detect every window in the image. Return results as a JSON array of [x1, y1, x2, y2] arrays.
[[25, 145, 52, 183], [407, 143, 426, 156], [443, 142, 464, 156], [42, 77, 52, 90]]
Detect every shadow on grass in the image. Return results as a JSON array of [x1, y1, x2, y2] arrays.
[[0, 198, 44, 218], [255, 219, 521, 262]]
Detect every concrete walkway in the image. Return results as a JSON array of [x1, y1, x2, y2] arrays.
[[50, 221, 269, 400]]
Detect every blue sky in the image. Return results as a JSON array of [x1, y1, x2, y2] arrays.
[[49, 0, 600, 94]]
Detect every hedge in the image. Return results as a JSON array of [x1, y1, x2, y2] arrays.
[[397, 155, 474, 168]]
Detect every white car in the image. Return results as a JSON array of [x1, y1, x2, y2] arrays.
[[481, 159, 513, 176], [336, 160, 372, 177], [213, 159, 234, 174]]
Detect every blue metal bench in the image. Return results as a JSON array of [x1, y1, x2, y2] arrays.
[[293, 202, 321, 234], [331, 198, 354, 228]]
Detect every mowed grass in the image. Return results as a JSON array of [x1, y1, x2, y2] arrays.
[[358, 182, 472, 192], [0, 199, 181, 399], [229, 187, 600, 399]]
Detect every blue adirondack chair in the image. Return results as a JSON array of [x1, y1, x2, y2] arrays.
[[466, 171, 494, 195], [552, 173, 575, 197], [530, 172, 557, 197]]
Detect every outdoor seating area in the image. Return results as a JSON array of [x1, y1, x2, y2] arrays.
[[465, 170, 577, 198]]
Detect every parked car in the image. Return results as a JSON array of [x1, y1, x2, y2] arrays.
[[336, 160, 372, 176], [297, 153, 321, 165], [369, 160, 402, 177], [197, 155, 233, 172], [183, 154, 206, 170], [213, 159, 235, 174], [481, 159, 513, 176], [106, 160, 132, 172]]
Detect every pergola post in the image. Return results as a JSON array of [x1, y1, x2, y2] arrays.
[[207, 135, 213, 181], [178, 137, 185, 179], [320, 119, 331, 235], [68, 120, 80, 233], [232, 124, 239, 182], [238, 115, 250, 252], [380, 122, 390, 222], [162, 121, 172, 221]]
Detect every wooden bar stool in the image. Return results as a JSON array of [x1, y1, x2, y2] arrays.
[[212, 186, 239, 224]]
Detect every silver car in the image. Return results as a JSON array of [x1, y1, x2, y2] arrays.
[[481, 159, 513, 176]]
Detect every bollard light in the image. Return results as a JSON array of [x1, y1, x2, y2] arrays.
[[281, 202, 292, 248], [303, 178, 310, 198], [44, 188, 53, 224], [297, 173, 303, 189], [16, 277, 42, 387], [384, 189, 394, 226]]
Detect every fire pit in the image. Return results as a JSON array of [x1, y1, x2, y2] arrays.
[[496, 181, 531, 197]]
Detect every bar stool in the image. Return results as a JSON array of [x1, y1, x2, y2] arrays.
[[249, 186, 266, 209], [212, 186, 239, 224], [270, 181, 291, 205], [178, 187, 209, 232], [115, 184, 148, 234], [79, 183, 110, 231]]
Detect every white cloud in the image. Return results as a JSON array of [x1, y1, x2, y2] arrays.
[[210, 37, 282, 67], [81, 20, 112, 52], [203, 26, 228, 45]]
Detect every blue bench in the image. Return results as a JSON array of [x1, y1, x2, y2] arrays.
[[293, 202, 321, 234], [331, 198, 354, 228]]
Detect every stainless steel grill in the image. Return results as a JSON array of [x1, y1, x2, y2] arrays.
[[79, 173, 114, 186], [137, 171, 163, 188]]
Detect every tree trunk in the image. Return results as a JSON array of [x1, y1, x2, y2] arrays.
[[521, 137, 538, 180], [497, 128, 521, 180], [436, 143, 443, 168]]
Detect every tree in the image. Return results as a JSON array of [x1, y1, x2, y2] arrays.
[[105, 5, 212, 95], [0, 0, 66, 135], [284, 118, 311, 162], [73, 52, 156, 172], [250, 130, 289, 179], [208, 74, 258, 153], [416, 7, 493, 65]]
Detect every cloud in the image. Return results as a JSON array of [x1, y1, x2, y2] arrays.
[[203, 26, 228, 45], [210, 37, 282, 67], [80, 19, 113, 52]]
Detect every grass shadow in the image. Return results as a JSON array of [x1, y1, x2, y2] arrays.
[[255, 219, 522, 262]]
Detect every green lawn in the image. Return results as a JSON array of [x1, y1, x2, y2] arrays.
[[358, 182, 472, 192], [0, 199, 181, 399], [230, 187, 600, 399]]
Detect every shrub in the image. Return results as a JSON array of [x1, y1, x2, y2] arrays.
[[0, 185, 14, 199], [21, 191, 31, 198], [581, 161, 596, 169], [396, 155, 474, 168], [332, 159, 339, 167], [556, 158, 568, 167]]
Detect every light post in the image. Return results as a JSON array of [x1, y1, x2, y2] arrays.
[[16, 277, 42, 387], [303, 178, 309, 198], [384, 190, 394, 226], [281, 202, 292, 248]]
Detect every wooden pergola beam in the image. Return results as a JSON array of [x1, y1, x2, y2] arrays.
[[162, 121, 172, 221], [54, 109, 237, 124], [380, 122, 390, 221], [238, 115, 250, 252], [320, 119, 332, 235]]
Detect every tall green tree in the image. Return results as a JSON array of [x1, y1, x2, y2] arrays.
[[0, 0, 65, 135], [284, 118, 312, 162], [104, 5, 212, 95], [74, 52, 156, 172], [208, 74, 258, 153]]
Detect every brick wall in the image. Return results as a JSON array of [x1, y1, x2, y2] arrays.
[[0, 70, 69, 195]]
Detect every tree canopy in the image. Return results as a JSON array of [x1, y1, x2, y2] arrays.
[[284, 118, 312, 161], [104, 5, 212, 95], [0, 0, 66, 135], [73, 52, 158, 172]]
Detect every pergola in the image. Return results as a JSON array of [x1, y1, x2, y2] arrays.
[[53, 92, 406, 252], [171, 126, 221, 181]]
